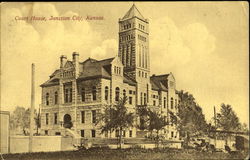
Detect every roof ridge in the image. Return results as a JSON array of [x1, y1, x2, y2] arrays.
[[96, 57, 115, 62], [122, 4, 145, 20], [151, 73, 170, 78]]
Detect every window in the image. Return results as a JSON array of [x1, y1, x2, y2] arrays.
[[115, 130, 119, 137], [140, 92, 143, 105], [105, 131, 108, 137], [164, 97, 166, 108], [92, 110, 96, 123], [115, 87, 120, 101], [171, 131, 174, 138], [171, 97, 174, 109], [129, 130, 132, 137], [142, 71, 144, 77], [145, 73, 147, 78], [54, 113, 58, 124], [45, 130, 48, 135], [54, 92, 58, 104], [123, 89, 126, 98], [91, 130, 96, 138], [69, 88, 72, 102], [64, 88, 72, 103], [129, 90, 132, 94], [45, 113, 49, 125], [65, 89, 68, 103], [129, 97, 132, 105], [55, 132, 61, 135], [81, 88, 85, 102], [175, 99, 177, 108], [153, 100, 156, 106], [46, 93, 49, 105], [138, 71, 141, 77], [123, 130, 126, 137], [114, 66, 117, 74], [105, 86, 109, 101], [81, 130, 84, 137], [144, 93, 146, 105], [92, 86, 97, 101], [81, 111, 85, 123]]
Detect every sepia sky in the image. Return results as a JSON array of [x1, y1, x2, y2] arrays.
[[1, 2, 249, 125]]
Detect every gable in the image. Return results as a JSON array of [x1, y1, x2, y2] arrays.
[[64, 61, 74, 68], [111, 56, 123, 67]]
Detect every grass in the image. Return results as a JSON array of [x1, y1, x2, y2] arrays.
[[2, 147, 249, 160]]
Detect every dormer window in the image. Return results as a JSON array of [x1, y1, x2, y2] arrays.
[[114, 66, 121, 75]]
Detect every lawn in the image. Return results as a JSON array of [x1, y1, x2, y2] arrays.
[[2, 148, 249, 160]]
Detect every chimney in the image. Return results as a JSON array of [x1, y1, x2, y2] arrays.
[[72, 52, 79, 77], [60, 55, 67, 68]]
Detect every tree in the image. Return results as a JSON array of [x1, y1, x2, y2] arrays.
[[177, 90, 208, 139], [239, 123, 249, 133], [137, 105, 168, 146], [10, 106, 29, 135], [216, 103, 240, 131], [34, 108, 41, 135], [96, 97, 134, 148], [136, 105, 149, 130], [147, 110, 168, 142], [10, 106, 39, 135]]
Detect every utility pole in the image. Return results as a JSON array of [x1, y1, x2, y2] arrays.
[[29, 63, 35, 152]]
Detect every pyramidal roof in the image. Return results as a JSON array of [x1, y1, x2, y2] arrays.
[[122, 4, 145, 21]]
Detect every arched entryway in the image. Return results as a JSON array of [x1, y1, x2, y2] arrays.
[[63, 114, 73, 129]]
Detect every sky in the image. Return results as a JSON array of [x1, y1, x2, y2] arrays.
[[1, 2, 249, 125]]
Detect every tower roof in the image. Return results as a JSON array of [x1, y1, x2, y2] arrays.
[[122, 4, 145, 21]]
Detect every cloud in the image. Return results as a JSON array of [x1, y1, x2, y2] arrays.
[[150, 16, 216, 76], [0, 3, 108, 111], [90, 39, 118, 60]]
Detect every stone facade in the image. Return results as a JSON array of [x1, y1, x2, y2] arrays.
[[40, 4, 179, 140]]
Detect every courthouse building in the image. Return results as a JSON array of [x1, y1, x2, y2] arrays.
[[40, 4, 179, 140]]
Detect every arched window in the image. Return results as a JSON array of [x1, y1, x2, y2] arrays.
[[123, 89, 126, 98], [142, 45, 144, 68], [81, 88, 85, 102], [105, 86, 109, 101], [115, 87, 120, 101], [140, 92, 143, 105], [144, 93, 147, 105], [130, 44, 133, 66], [139, 45, 141, 67], [46, 93, 49, 105], [171, 97, 174, 109], [164, 97, 166, 108], [92, 86, 97, 101], [126, 45, 129, 66], [54, 92, 58, 104]]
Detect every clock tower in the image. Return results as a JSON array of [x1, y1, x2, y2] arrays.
[[118, 4, 150, 105]]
